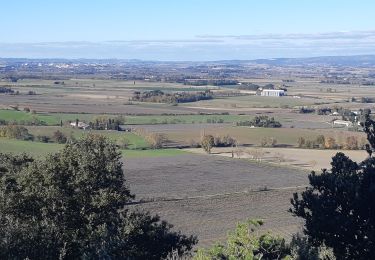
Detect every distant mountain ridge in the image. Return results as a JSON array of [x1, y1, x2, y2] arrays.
[[1, 55, 375, 67], [250, 55, 375, 66]]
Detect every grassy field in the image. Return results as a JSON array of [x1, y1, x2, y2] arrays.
[[0, 139, 63, 157], [0, 109, 99, 125], [0, 109, 248, 125], [0, 138, 186, 158], [26, 126, 149, 149]]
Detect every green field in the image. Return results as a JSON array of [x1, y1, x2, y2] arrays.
[[0, 109, 98, 125], [0, 138, 186, 158], [26, 126, 149, 149], [0, 109, 248, 125], [0, 139, 63, 157]]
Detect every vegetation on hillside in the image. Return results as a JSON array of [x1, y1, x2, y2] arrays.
[[0, 135, 196, 259]]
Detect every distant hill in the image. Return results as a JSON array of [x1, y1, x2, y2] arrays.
[[249, 55, 375, 67], [2, 55, 375, 67]]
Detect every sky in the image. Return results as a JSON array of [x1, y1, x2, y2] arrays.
[[1, 0, 375, 60]]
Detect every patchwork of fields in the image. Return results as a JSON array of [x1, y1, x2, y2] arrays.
[[1, 77, 374, 247]]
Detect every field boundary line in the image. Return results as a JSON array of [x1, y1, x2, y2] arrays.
[[128, 185, 308, 205]]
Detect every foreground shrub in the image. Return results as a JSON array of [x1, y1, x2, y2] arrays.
[[0, 135, 196, 259], [290, 113, 375, 259], [194, 219, 290, 260]]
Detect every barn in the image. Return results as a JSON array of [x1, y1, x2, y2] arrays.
[[260, 89, 286, 97]]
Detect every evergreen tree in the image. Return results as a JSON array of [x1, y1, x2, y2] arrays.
[[290, 113, 375, 259], [0, 135, 196, 259]]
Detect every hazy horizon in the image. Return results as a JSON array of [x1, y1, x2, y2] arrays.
[[2, 0, 375, 60]]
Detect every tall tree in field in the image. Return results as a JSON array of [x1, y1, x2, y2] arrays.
[[201, 134, 214, 154], [290, 113, 375, 260], [0, 135, 196, 259]]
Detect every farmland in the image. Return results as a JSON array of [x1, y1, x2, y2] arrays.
[[1, 58, 375, 248], [0, 109, 247, 125], [186, 147, 368, 171], [130, 188, 304, 247], [126, 154, 307, 246], [0, 138, 185, 158], [0, 138, 63, 156], [25, 126, 149, 149]]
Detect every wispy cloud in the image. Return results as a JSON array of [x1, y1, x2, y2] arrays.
[[197, 30, 375, 41], [1, 30, 375, 60]]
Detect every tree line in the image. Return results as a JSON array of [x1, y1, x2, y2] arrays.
[[237, 115, 282, 128], [297, 134, 368, 150], [0, 86, 15, 94], [131, 90, 213, 103]]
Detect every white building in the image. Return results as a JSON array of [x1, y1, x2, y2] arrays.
[[261, 89, 286, 97], [70, 121, 90, 130], [333, 120, 353, 127]]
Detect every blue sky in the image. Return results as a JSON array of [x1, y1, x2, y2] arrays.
[[1, 0, 375, 60]]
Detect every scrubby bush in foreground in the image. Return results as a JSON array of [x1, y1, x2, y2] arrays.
[[194, 219, 290, 260]]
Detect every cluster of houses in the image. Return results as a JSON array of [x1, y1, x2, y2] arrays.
[[69, 121, 90, 130], [331, 110, 364, 129], [69, 121, 132, 132]]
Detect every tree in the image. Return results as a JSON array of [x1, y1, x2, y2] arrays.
[[315, 135, 325, 148], [344, 136, 358, 150], [289, 234, 335, 260], [297, 137, 306, 148], [117, 137, 130, 149], [147, 133, 167, 149], [290, 113, 375, 260], [0, 125, 33, 140], [194, 219, 290, 260], [0, 135, 196, 259], [324, 136, 336, 149], [247, 148, 265, 162], [260, 137, 277, 147], [52, 130, 67, 144], [201, 135, 214, 154]]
